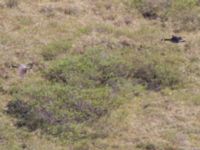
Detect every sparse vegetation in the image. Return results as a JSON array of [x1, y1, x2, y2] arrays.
[[128, 0, 170, 20], [5, 0, 18, 8], [127, 0, 200, 31], [0, 0, 200, 149]]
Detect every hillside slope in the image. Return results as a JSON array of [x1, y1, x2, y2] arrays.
[[1, 0, 200, 149]]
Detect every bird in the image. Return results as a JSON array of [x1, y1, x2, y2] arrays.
[[163, 35, 185, 43], [18, 63, 33, 79]]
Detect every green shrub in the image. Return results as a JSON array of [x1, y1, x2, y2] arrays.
[[134, 63, 182, 90], [41, 40, 72, 61], [44, 48, 133, 88], [8, 81, 116, 139], [7, 47, 185, 141]]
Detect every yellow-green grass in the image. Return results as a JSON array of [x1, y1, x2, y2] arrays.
[[0, 0, 200, 149]]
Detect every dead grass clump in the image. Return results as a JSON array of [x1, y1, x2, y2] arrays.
[[128, 0, 170, 20], [39, 3, 83, 17], [63, 5, 81, 16], [0, 2, 4, 8], [168, 0, 200, 32], [171, 11, 200, 32], [39, 6, 55, 17], [119, 36, 135, 48], [0, 66, 9, 79], [136, 142, 157, 150], [128, 0, 200, 32], [5, 0, 18, 8]]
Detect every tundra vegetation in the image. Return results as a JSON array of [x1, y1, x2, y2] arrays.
[[1, 0, 200, 149]]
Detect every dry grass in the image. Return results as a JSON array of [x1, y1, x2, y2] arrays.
[[91, 90, 200, 150], [0, 0, 200, 149]]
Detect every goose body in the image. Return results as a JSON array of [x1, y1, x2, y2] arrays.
[[164, 35, 185, 43]]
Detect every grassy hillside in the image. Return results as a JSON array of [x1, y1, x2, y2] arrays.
[[1, 0, 200, 149]]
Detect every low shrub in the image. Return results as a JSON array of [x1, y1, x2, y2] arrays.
[[44, 48, 133, 88], [41, 40, 72, 61], [134, 63, 182, 90], [7, 99, 60, 131], [7, 82, 114, 138], [7, 47, 185, 141], [6, 100, 30, 119]]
